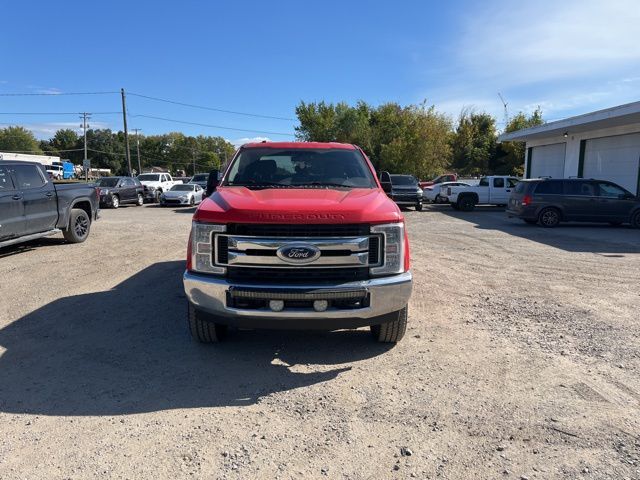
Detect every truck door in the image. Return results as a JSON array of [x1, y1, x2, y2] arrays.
[[490, 177, 509, 204], [12, 164, 58, 235], [0, 165, 25, 240]]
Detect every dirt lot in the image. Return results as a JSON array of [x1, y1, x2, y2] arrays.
[[0, 204, 639, 480]]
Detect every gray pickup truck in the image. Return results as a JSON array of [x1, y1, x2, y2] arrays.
[[0, 161, 99, 248]]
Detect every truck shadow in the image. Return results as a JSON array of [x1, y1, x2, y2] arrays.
[[429, 205, 640, 254], [0, 261, 390, 416]]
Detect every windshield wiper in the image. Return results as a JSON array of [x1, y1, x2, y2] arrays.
[[292, 182, 353, 188]]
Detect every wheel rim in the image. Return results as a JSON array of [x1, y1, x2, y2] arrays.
[[138, 194, 143, 205], [541, 210, 558, 226], [112, 196, 119, 207], [74, 214, 89, 237]]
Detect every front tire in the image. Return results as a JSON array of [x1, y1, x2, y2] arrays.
[[538, 207, 561, 228], [63, 208, 91, 243], [416, 202, 423, 211], [188, 303, 227, 343], [136, 193, 144, 206], [111, 194, 120, 209], [631, 211, 640, 229], [370, 306, 408, 343]]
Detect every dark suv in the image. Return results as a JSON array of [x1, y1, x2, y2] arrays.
[[507, 178, 640, 228], [389, 174, 423, 211], [95, 176, 144, 209]]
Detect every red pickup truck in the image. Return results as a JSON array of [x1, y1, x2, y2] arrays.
[[418, 173, 457, 190], [183, 142, 412, 343]]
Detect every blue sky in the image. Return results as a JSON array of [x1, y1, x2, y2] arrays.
[[2, 0, 639, 144]]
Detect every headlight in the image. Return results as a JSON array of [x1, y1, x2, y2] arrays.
[[179, 195, 188, 200], [102, 189, 110, 195], [191, 222, 226, 274], [417, 188, 423, 195], [147, 186, 156, 192], [370, 223, 406, 276]]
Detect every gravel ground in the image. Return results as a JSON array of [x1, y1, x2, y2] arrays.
[[0, 203, 639, 479]]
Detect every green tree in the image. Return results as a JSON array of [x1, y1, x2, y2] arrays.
[[494, 107, 544, 175], [41, 129, 82, 163], [451, 109, 497, 176], [0, 126, 42, 153]]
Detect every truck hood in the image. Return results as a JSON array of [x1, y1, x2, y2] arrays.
[[194, 187, 402, 224]]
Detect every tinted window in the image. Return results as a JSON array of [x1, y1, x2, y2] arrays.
[[514, 182, 528, 194], [564, 181, 596, 196], [13, 165, 46, 189], [123, 178, 135, 186], [534, 181, 563, 195], [0, 166, 15, 190], [390, 175, 418, 186], [493, 178, 505, 188], [170, 184, 195, 191], [479, 177, 489, 187], [597, 182, 628, 198], [225, 148, 377, 188], [95, 177, 120, 187], [192, 174, 208, 182], [138, 174, 160, 181]]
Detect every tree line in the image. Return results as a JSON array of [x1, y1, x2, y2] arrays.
[[295, 101, 544, 179], [0, 100, 542, 178], [0, 126, 235, 175]]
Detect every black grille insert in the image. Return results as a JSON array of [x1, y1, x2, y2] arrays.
[[226, 267, 369, 284]]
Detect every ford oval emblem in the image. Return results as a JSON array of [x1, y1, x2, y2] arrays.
[[276, 243, 321, 264]]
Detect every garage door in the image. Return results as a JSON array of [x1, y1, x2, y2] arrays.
[[529, 143, 566, 179], [584, 133, 640, 194]]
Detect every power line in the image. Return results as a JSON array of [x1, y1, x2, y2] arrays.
[[0, 112, 121, 115], [0, 91, 118, 96], [128, 92, 294, 121], [131, 114, 295, 137]]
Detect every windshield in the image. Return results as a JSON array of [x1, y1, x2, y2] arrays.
[[170, 184, 194, 191], [224, 148, 376, 189], [390, 175, 417, 186], [191, 174, 208, 182], [138, 174, 160, 181], [95, 177, 120, 187]]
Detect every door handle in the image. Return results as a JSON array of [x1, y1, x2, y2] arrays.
[[506, 189, 511, 193], [12, 194, 22, 200], [45, 192, 54, 197]]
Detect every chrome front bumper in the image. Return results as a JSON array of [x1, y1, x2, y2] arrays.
[[183, 270, 412, 329]]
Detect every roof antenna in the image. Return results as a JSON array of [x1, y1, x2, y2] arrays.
[[498, 92, 509, 130]]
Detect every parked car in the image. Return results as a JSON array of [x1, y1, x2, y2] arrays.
[[419, 173, 457, 190], [0, 161, 99, 248], [94, 176, 144, 208], [506, 178, 640, 228], [441, 175, 520, 211], [137, 173, 181, 203], [160, 183, 204, 207], [183, 142, 412, 344], [388, 174, 423, 211], [423, 181, 470, 203]]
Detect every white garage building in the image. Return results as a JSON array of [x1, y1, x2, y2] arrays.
[[498, 101, 640, 195]]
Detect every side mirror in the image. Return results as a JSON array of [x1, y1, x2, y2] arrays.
[[379, 171, 392, 194], [206, 169, 220, 197]]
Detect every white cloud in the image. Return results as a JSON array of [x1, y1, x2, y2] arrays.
[[229, 136, 271, 147], [424, 0, 640, 126]]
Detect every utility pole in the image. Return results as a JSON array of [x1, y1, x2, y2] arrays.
[[121, 88, 133, 176], [133, 128, 142, 175], [80, 112, 91, 182]]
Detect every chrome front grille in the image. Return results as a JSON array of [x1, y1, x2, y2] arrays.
[[217, 235, 374, 268]]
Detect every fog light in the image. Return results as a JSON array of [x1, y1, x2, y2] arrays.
[[313, 300, 329, 312], [269, 300, 285, 312]]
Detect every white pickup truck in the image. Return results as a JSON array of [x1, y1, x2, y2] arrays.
[[441, 175, 520, 211], [137, 173, 182, 203]]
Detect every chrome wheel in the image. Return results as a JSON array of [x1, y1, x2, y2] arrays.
[[111, 195, 119, 208]]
